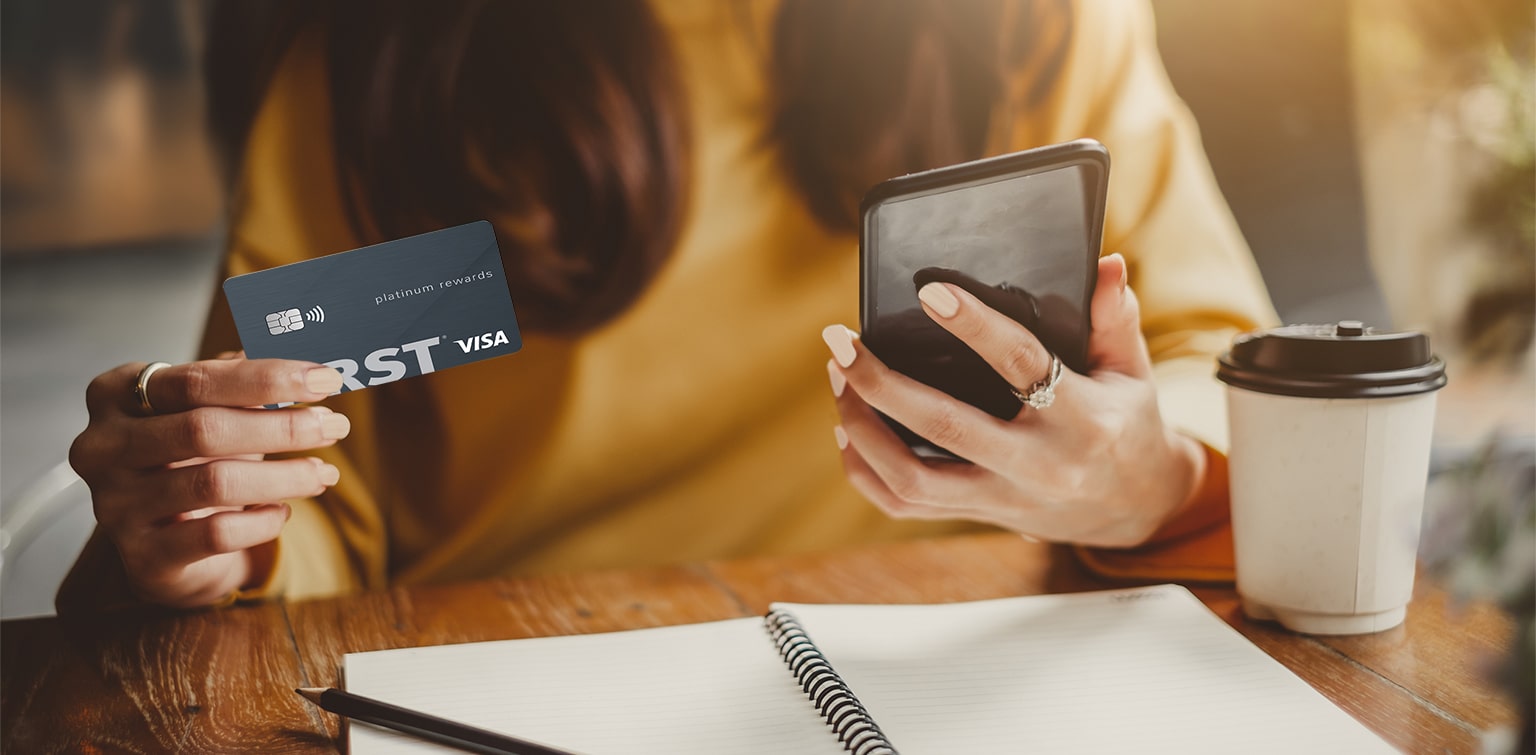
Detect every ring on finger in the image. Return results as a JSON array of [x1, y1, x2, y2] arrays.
[[1010, 354, 1062, 410], [134, 361, 172, 416]]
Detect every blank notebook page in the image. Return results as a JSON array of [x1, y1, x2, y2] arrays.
[[780, 586, 1398, 754], [343, 617, 844, 755]]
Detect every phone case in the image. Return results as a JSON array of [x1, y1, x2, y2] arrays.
[[858, 139, 1110, 458]]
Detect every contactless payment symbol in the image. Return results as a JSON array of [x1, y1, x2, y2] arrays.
[[266, 306, 326, 335]]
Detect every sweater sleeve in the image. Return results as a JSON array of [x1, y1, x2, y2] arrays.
[[1004, 0, 1278, 566], [1005, 0, 1280, 452], [56, 28, 389, 613]]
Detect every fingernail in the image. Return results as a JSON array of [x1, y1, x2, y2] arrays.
[[917, 282, 960, 318], [827, 360, 846, 397], [281, 503, 293, 522], [320, 413, 351, 440], [822, 325, 857, 368], [305, 367, 344, 395], [318, 463, 340, 486], [833, 425, 849, 450], [1107, 253, 1128, 295]]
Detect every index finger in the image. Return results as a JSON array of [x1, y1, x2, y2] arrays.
[[142, 358, 345, 413], [915, 281, 1065, 399], [824, 326, 1020, 470]]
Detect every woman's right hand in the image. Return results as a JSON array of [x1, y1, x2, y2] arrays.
[[68, 357, 349, 608]]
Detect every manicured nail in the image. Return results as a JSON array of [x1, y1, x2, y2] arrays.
[[917, 282, 960, 318], [822, 325, 857, 368], [305, 367, 344, 395], [1106, 253, 1128, 295], [833, 425, 849, 450], [318, 463, 340, 486], [827, 360, 846, 397], [320, 412, 351, 440]]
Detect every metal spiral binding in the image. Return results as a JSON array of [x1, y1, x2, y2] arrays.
[[764, 609, 898, 755]]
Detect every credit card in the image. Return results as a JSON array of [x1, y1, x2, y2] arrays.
[[224, 220, 521, 394]]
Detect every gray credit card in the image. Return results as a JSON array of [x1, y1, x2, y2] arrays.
[[224, 220, 522, 394]]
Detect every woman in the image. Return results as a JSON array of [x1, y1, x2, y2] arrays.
[[62, 0, 1275, 611]]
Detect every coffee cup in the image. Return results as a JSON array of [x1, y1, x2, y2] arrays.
[[1216, 321, 1447, 635]]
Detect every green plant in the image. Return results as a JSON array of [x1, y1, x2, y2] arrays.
[[1421, 437, 1535, 754]]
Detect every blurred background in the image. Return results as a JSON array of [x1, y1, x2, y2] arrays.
[[1, 0, 1531, 619]]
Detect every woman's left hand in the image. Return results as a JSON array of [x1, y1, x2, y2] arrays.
[[824, 253, 1207, 548]]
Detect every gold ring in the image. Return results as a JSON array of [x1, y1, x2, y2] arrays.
[[1010, 355, 1063, 410], [134, 361, 172, 416]]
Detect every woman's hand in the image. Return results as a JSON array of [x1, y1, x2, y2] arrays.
[[68, 356, 350, 608], [824, 254, 1207, 547]]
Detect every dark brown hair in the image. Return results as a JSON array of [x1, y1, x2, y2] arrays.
[[206, 0, 1070, 333]]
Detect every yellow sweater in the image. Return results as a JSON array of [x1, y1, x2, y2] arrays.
[[66, 0, 1277, 608]]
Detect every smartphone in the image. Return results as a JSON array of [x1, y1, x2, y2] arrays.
[[859, 139, 1110, 459]]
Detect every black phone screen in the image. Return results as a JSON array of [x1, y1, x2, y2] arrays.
[[860, 141, 1108, 457]]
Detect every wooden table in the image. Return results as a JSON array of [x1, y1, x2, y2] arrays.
[[2, 533, 1518, 753]]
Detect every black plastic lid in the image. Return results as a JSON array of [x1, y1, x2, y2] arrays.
[[1216, 322, 1447, 398]]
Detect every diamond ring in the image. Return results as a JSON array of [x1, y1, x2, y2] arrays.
[[1009, 355, 1062, 410]]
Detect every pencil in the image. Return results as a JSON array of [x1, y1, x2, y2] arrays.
[[295, 687, 577, 755]]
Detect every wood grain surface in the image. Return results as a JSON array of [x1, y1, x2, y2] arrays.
[[2, 533, 1520, 754]]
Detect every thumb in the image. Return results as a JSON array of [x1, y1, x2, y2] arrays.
[[1086, 253, 1152, 379]]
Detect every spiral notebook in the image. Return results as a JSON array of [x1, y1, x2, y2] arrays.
[[342, 585, 1395, 754]]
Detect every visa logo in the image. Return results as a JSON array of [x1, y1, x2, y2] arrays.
[[319, 330, 514, 394], [456, 330, 511, 353]]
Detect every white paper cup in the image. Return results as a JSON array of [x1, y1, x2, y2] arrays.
[[1217, 322, 1446, 635]]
